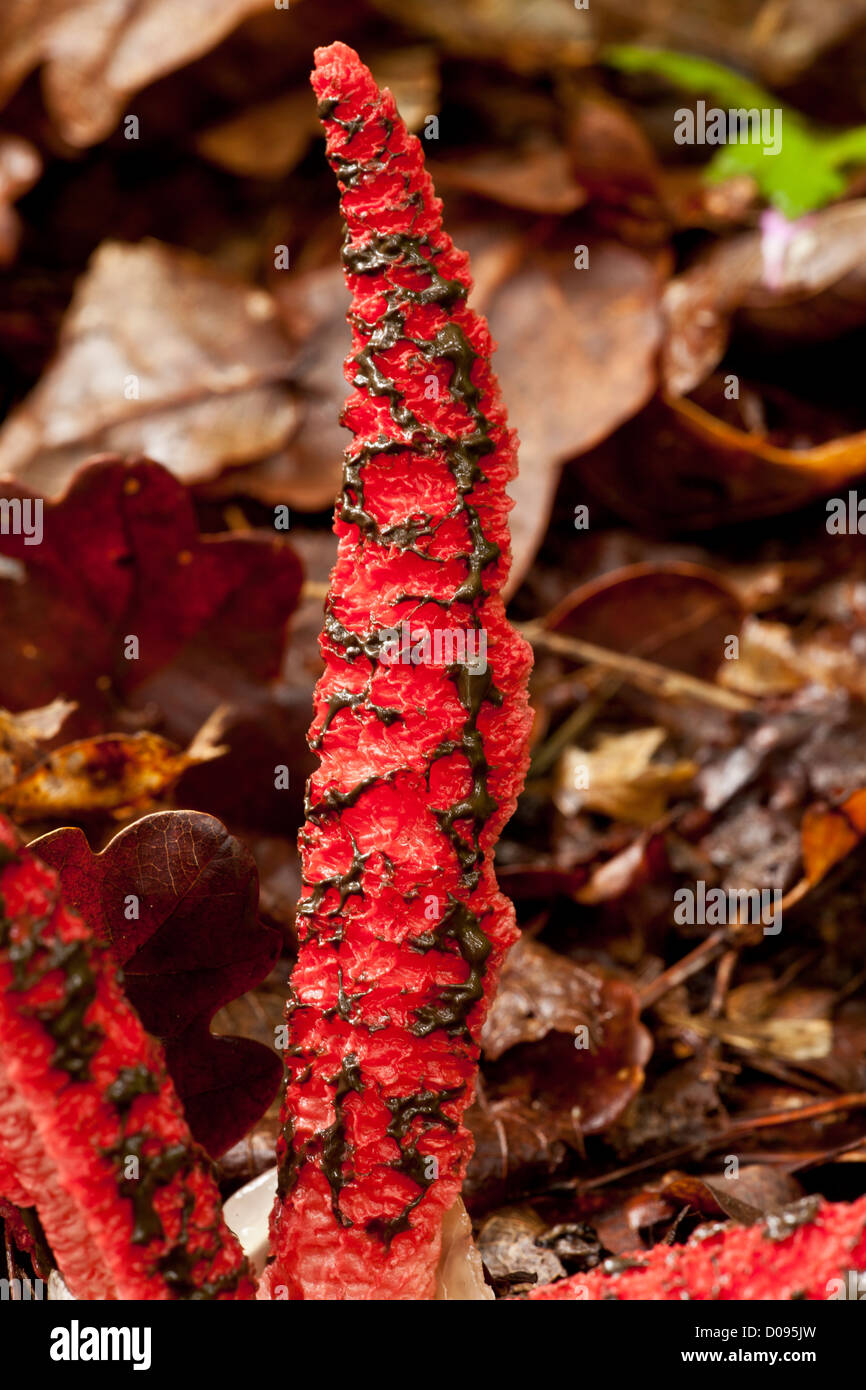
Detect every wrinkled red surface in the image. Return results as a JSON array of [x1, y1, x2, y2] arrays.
[[35, 811, 282, 1156], [0, 815, 255, 1299], [265, 42, 533, 1301], [529, 1197, 866, 1300]]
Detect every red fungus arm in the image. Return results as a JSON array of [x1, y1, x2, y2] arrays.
[[528, 1197, 866, 1301], [263, 42, 533, 1300], [0, 815, 255, 1300]]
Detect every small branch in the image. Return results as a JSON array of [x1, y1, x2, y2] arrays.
[[640, 929, 728, 1010], [577, 1091, 866, 1193], [518, 622, 757, 714]]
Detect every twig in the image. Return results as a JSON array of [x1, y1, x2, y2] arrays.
[[640, 929, 728, 1010], [528, 677, 618, 776], [517, 622, 756, 713], [577, 1092, 866, 1193]]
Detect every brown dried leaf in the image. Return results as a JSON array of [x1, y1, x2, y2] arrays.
[[212, 263, 348, 509], [0, 697, 76, 792], [663, 236, 764, 398], [721, 617, 866, 703], [0, 240, 299, 498], [484, 934, 608, 1060], [481, 936, 653, 1140], [556, 728, 695, 825], [480, 237, 663, 591], [577, 390, 866, 531], [659, 1166, 804, 1223], [611, 1059, 723, 1159], [683, 1011, 833, 1063], [196, 88, 319, 180], [477, 1207, 565, 1289], [464, 1093, 571, 1212], [663, 202, 866, 396], [574, 832, 656, 905], [717, 618, 809, 697], [545, 561, 744, 681], [370, 46, 440, 134], [429, 143, 585, 215], [370, 0, 593, 69], [0, 0, 277, 147], [559, 81, 668, 241]]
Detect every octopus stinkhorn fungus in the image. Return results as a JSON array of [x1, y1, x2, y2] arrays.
[[263, 42, 533, 1301]]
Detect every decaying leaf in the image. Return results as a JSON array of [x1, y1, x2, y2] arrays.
[[678, 1010, 833, 1063], [720, 616, 866, 702], [429, 143, 585, 215], [0, 241, 299, 498], [576, 389, 866, 531], [196, 88, 321, 180], [663, 201, 866, 396], [0, 0, 278, 147], [0, 713, 225, 820], [0, 455, 302, 720], [479, 237, 664, 591], [716, 618, 810, 697], [477, 1206, 566, 1290], [463, 938, 652, 1206], [558, 81, 667, 240], [0, 697, 75, 789], [544, 561, 745, 681], [556, 727, 695, 825], [483, 933, 611, 1060], [464, 1093, 573, 1212], [212, 263, 349, 509], [370, 0, 593, 69], [784, 786, 866, 907], [658, 1166, 805, 1225]]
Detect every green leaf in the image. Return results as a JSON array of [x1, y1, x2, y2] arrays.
[[604, 45, 777, 113], [603, 44, 866, 219]]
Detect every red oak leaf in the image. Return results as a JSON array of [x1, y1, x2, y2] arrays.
[[34, 809, 283, 1157], [0, 453, 302, 723]]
